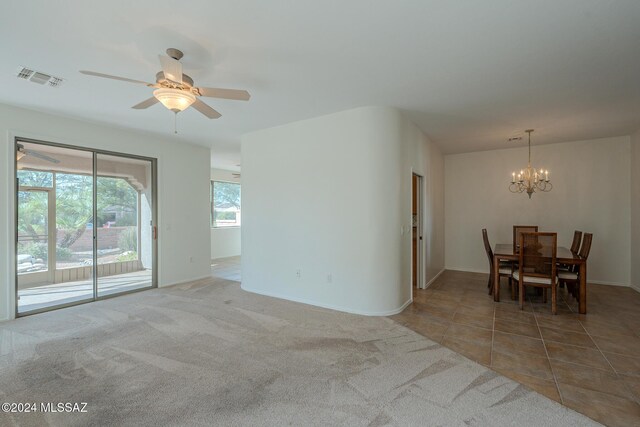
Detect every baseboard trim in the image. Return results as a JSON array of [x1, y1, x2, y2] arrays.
[[241, 285, 412, 316], [444, 266, 488, 274], [161, 274, 212, 288], [392, 298, 413, 315], [589, 280, 633, 287], [444, 267, 633, 287], [424, 268, 445, 289], [631, 284, 640, 293]]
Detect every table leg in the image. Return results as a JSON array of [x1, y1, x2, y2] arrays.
[[579, 262, 587, 314], [493, 255, 500, 302]]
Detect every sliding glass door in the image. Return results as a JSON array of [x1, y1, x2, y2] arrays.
[[15, 139, 157, 316], [96, 154, 154, 297]]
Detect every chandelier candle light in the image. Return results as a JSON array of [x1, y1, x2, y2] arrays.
[[509, 129, 552, 198]]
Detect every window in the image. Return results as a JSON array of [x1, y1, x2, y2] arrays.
[[17, 170, 53, 187], [211, 181, 241, 227]]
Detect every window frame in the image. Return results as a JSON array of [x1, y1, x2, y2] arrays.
[[211, 180, 241, 229]]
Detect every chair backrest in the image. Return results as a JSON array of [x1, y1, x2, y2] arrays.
[[570, 230, 583, 254], [482, 228, 494, 267], [579, 233, 593, 260], [513, 225, 539, 253], [519, 232, 557, 280]]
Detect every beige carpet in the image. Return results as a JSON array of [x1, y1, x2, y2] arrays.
[[0, 276, 599, 426]]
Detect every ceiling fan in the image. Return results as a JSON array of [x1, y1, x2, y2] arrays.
[[16, 143, 60, 164], [80, 48, 250, 122]]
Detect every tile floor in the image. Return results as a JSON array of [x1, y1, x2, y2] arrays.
[[390, 270, 640, 427], [211, 256, 241, 281]]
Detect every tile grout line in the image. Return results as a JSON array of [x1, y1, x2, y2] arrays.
[[438, 298, 461, 345], [578, 317, 620, 373], [577, 312, 640, 408], [564, 288, 628, 373], [532, 298, 565, 405], [402, 272, 640, 424], [491, 328, 546, 342]]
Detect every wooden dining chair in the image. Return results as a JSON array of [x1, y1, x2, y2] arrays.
[[570, 230, 583, 254], [482, 229, 515, 298], [513, 225, 539, 253], [559, 233, 593, 300], [559, 230, 583, 289], [513, 232, 558, 314]]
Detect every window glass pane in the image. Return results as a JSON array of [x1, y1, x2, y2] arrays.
[[96, 154, 152, 298], [16, 142, 94, 314], [212, 181, 241, 227], [17, 190, 49, 272], [55, 173, 94, 270], [17, 170, 53, 187]]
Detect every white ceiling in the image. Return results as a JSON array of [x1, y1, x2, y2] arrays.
[[2, 1, 640, 170]]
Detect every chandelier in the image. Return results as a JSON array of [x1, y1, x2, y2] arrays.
[[509, 129, 552, 198]]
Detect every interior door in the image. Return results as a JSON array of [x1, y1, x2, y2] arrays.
[[412, 175, 418, 288], [412, 173, 424, 292]]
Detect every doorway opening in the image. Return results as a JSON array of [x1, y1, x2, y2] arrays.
[[412, 173, 424, 297], [15, 138, 157, 316]]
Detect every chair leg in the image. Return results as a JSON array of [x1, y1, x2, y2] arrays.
[[519, 281, 524, 310], [573, 280, 580, 301], [551, 284, 557, 315]]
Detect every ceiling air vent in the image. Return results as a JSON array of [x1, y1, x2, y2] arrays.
[[48, 76, 63, 87], [16, 67, 34, 80], [16, 66, 64, 87]]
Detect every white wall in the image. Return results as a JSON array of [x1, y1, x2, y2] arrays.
[[210, 168, 241, 259], [241, 106, 444, 315], [445, 136, 631, 286], [0, 104, 212, 321], [631, 130, 640, 289]]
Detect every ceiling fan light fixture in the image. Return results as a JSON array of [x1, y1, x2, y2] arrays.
[[153, 88, 195, 112]]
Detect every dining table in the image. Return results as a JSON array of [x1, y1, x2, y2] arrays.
[[493, 243, 588, 314]]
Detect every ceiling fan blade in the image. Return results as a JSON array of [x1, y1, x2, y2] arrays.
[[24, 150, 60, 164], [132, 97, 160, 109], [80, 70, 154, 86], [195, 87, 251, 101], [158, 55, 183, 83], [192, 98, 221, 119]]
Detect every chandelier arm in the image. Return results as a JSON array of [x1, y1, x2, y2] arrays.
[[508, 129, 552, 198]]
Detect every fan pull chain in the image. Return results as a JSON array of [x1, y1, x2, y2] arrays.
[[174, 111, 178, 134]]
